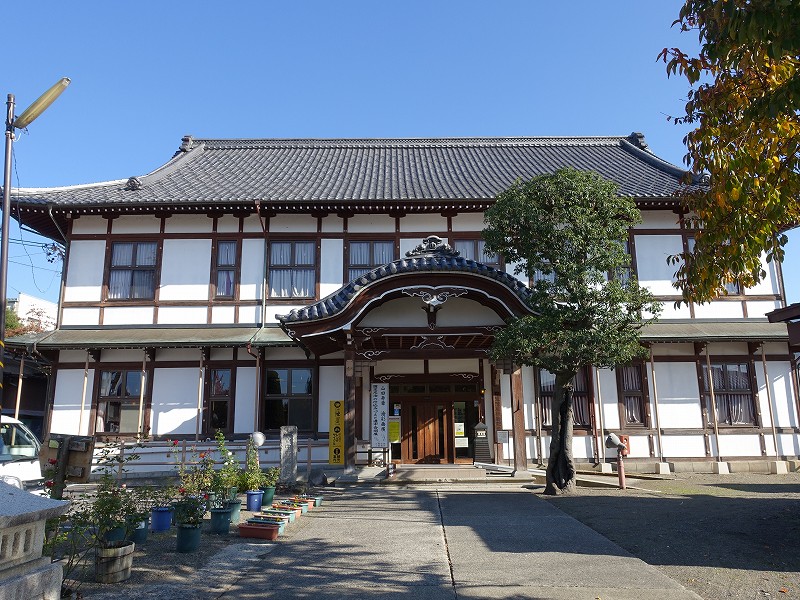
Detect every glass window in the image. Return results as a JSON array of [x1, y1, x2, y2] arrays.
[[97, 370, 145, 434], [703, 362, 756, 425], [264, 368, 313, 431], [613, 240, 633, 285], [618, 363, 647, 426], [348, 241, 395, 281], [209, 368, 232, 432], [215, 240, 238, 298], [108, 242, 157, 300], [538, 368, 591, 427], [454, 239, 499, 266], [269, 241, 316, 298]]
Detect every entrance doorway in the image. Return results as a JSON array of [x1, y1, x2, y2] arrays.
[[387, 381, 481, 464]]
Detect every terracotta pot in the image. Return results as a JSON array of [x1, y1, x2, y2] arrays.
[[238, 523, 279, 540]]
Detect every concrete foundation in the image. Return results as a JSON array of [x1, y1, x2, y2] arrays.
[[712, 461, 730, 474]]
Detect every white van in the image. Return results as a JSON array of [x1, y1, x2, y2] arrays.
[[0, 415, 43, 488]]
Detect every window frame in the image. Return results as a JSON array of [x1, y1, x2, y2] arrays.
[[347, 239, 396, 281], [263, 366, 316, 432], [616, 362, 650, 428], [106, 240, 159, 301], [537, 367, 593, 430], [267, 240, 317, 299], [702, 361, 758, 426], [213, 239, 240, 300], [205, 367, 235, 434], [94, 368, 147, 436], [452, 238, 501, 268]]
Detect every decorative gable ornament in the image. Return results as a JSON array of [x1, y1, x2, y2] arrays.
[[406, 235, 460, 258]]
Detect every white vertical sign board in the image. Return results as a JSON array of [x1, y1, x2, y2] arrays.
[[370, 383, 389, 448]]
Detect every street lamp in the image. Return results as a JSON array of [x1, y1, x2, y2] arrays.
[[1, 78, 70, 404]]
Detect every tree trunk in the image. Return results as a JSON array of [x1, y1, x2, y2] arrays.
[[544, 375, 576, 495]]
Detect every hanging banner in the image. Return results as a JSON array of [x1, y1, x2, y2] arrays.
[[370, 383, 389, 448], [329, 400, 344, 465]]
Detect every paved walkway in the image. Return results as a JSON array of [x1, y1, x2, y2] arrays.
[[213, 484, 701, 600]]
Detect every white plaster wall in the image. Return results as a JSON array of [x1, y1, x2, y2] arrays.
[[500, 373, 511, 430], [264, 347, 308, 361], [399, 214, 447, 233], [653, 362, 703, 429], [634, 235, 683, 295], [652, 343, 695, 357], [656, 303, 693, 319], [707, 342, 748, 355], [160, 239, 212, 301], [211, 306, 236, 324], [242, 215, 263, 233], [151, 368, 202, 436], [451, 213, 485, 232], [359, 297, 428, 328], [71, 216, 107, 234], [717, 434, 761, 457], [240, 239, 265, 301], [755, 361, 796, 429], [61, 308, 100, 326], [64, 241, 106, 302], [210, 348, 233, 361], [320, 238, 344, 297], [216, 215, 239, 233], [662, 435, 707, 458], [745, 254, 781, 295], [636, 211, 679, 229], [234, 366, 257, 434], [156, 349, 200, 362], [318, 366, 344, 433], [103, 307, 154, 325], [374, 360, 424, 375], [693, 302, 744, 319], [778, 433, 800, 457], [59, 350, 88, 362], [432, 298, 505, 327], [100, 350, 143, 362], [522, 366, 535, 429], [240, 305, 262, 324], [163, 215, 213, 234], [321, 216, 343, 233], [266, 305, 302, 324], [348, 215, 395, 233], [269, 215, 317, 233], [596, 368, 620, 430], [746, 301, 782, 318], [158, 306, 208, 325], [428, 359, 479, 374], [51, 369, 94, 435], [572, 436, 593, 460], [627, 434, 650, 458], [111, 216, 160, 234]]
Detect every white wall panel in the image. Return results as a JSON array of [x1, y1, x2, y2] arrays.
[[499, 373, 512, 431], [71, 216, 107, 234], [100, 350, 142, 362], [151, 368, 202, 436], [746, 254, 781, 295], [655, 303, 693, 319], [348, 215, 395, 233], [61, 308, 100, 326], [755, 361, 796, 429], [210, 349, 233, 361], [451, 213, 485, 232], [635, 211, 679, 229], [158, 306, 207, 325], [359, 297, 427, 328], [59, 350, 87, 363], [318, 366, 344, 433], [234, 366, 257, 434], [718, 434, 761, 457], [428, 359, 479, 374], [693, 302, 743, 319], [374, 360, 424, 375], [156, 349, 200, 362], [216, 215, 239, 233], [399, 214, 447, 233], [103, 307, 154, 325], [433, 298, 505, 327], [160, 239, 212, 300], [321, 216, 343, 233], [64, 241, 106, 302], [627, 434, 650, 458], [51, 369, 94, 435], [111, 216, 160, 234], [242, 215, 263, 233], [320, 238, 344, 297], [634, 235, 683, 295], [269, 215, 317, 233], [211, 305, 236, 324], [746, 301, 782, 319], [522, 365, 535, 429], [265, 305, 301, 324], [653, 362, 703, 428], [240, 239, 265, 301], [596, 367, 620, 430], [163, 215, 213, 234], [662, 435, 706, 458]]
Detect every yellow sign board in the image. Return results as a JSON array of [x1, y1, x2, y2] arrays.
[[388, 418, 401, 444], [329, 400, 344, 465]]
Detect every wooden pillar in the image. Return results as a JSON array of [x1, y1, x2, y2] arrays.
[[344, 346, 356, 474], [511, 366, 528, 472]]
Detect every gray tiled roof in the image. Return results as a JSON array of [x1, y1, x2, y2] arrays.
[[12, 134, 699, 207]]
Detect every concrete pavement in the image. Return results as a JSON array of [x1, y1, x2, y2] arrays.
[[212, 484, 701, 600]]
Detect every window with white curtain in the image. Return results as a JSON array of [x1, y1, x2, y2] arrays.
[[618, 363, 647, 426], [454, 239, 499, 266], [348, 240, 395, 281], [215, 240, 238, 298], [538, 367, 591, 428], [703, 362, 756, 425], [269, 241, 316, 298], [108, 241, 158, 300]]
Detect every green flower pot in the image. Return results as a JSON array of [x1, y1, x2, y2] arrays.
[[226, 499, 241, 524], [175, 524, 202, 553], [209, 507, 232, 534], [259, 486, 276, 508]]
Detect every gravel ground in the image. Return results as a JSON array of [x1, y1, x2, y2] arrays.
[[542, 471, 800, 600]]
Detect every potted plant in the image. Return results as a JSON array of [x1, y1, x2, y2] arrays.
[[173, 491, 207, 553], [240, 438, 266, 511], [92, 474, 137, 583], [148, 484, 177, 532], [208, 470, 233, 534], [260, 466, 280, 508], [215, 430, 242, 523]]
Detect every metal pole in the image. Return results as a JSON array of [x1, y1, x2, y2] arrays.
[[704, 346, 722, 461], [137, 349, 147, 441], [78, 351, 89, 435], [761, 344, 779, 457], [594, 367, 606, 465], [1, 94, 16, 407], [195, 350, 205, 442]]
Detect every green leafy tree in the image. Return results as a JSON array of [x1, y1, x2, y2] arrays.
[[483, 168, 661, 494], [660, 0, 800, 304]]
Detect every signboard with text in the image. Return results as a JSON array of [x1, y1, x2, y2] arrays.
[[370, 384, 389, 448], [329, 400, 344, 465]]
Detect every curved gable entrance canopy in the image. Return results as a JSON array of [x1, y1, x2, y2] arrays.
[[277, 236, 535, 359]]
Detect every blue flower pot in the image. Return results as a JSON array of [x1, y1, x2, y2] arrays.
[[151, 506, 173, 532], [246, 490, 264, 512]]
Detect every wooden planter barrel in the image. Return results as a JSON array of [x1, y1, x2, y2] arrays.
[[95, 541, 135, 583]]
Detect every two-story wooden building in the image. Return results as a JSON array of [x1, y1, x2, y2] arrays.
[[8, 134, 798, 471]]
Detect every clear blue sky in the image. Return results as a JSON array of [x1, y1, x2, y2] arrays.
[[5, 1, 797, 305]]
